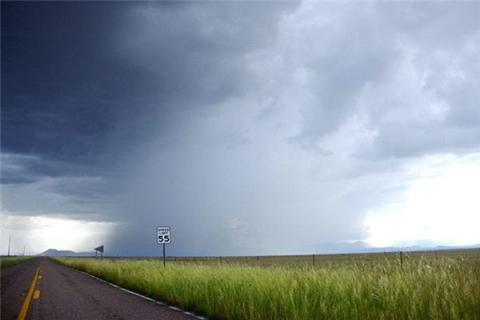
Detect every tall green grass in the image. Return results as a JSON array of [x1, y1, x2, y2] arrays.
[[0, 256, 32, 269], [56, 253, 480, 319]]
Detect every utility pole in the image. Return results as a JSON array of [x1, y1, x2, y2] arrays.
[[8, 235, 11, 257]]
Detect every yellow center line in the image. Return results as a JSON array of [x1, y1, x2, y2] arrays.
[[16, 267, 41, 320], [33, 290, 41, 300]]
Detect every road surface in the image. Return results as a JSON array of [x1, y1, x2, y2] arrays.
[[1, 258, 201, 320]]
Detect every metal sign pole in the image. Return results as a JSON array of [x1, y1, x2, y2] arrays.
[[163, 243, 166, 267]]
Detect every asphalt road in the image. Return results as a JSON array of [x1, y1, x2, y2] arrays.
[[1, 258, 200, 320]]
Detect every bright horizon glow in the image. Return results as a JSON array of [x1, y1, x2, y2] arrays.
[[364, 153, 480, 247], [0, 214, 115, 255]]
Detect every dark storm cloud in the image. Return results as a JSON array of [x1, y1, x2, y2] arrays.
[[106, 2, 299, 150], [2, 1, 480, 255], [1, 153, 70, 184], [1, 2, 141, 221], [1, 2, 154, 166]]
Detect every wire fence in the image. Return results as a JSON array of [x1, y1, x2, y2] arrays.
[[84, 248, 480, 267]]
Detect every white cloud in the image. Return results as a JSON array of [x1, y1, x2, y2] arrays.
[[0, 213, 115, 254], [365, 153, 480, 247]]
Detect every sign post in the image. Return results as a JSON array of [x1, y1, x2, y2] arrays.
[[157, 226, 171, 267], [94, 245, 104, 258], [163, 243, 166, 267]]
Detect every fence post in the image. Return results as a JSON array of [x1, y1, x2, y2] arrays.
[[313, 254, 315, 266]]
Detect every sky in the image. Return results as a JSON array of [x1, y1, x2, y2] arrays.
[[1, 1, 480, 256]]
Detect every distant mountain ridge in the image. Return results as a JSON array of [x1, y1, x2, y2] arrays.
[[313, 241, 480, 254], [39, 248, 94, 257], [39, 243, 480, 258]]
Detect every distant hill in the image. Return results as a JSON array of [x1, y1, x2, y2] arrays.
[[313, 241, 480, 255], [38, 244, 480, 258], [39, 248, 93, 257]]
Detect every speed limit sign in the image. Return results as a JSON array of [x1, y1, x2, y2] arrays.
[[157, 226, 171, 244]]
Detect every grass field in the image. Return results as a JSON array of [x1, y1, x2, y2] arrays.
[[0, 256, 32, 269], [56, 250, 480, 320]]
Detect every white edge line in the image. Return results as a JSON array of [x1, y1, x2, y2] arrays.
[[77, 270, 207, 320]]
